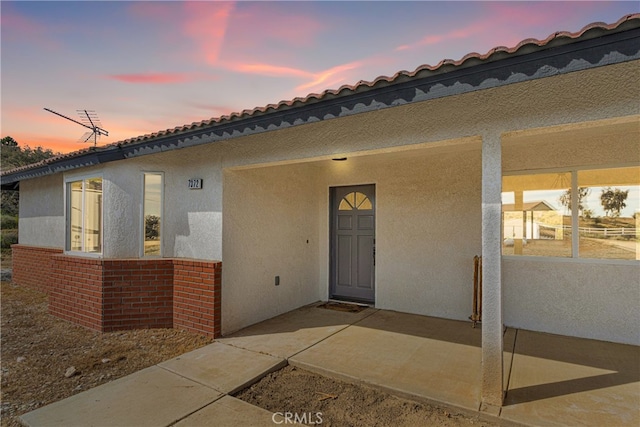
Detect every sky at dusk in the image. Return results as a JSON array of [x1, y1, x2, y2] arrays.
[[1, 1, 638, 154]]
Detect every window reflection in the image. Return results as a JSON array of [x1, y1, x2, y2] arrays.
[[69, 181, 83, 251], [143, 174, 162, 256], [578, 167, 639, 260], [502, 167, 639, 261], [67, 178, 102, 253], [85, 178, 102, 253], [502, 173, 571, 257]]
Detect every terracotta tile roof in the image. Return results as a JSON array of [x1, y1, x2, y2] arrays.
[[2, 13, 639, 178]]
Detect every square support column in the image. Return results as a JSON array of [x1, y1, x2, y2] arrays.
[[480, 132, 504, 412]]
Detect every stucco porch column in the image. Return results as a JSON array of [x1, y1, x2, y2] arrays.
[[480, 132, 503, 412]]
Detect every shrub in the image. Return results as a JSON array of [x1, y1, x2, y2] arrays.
[[1, 230, 18, 250], [1, 215, 18, 230], [145, 215, 160, 240]]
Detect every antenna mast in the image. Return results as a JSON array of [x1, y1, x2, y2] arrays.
[[44, 108, 109, 147]]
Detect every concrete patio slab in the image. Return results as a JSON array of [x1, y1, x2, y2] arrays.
[[501, 330, 640, 427], [19, 366, 222, 427], [18, 306, 639, 427], [159, 341, 286, 394], [174, 395, 283, 427], [290, 309, 486, 412], [219, 302, 377, 359]]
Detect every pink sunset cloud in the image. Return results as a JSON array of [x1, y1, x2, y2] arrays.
[[483, 1, 586, 27], [480, 1, 608, 47], [228, 2, 325, 48], [182, 2, 236, 66], [1, 9, 42, 34], [222, 58, 368, 95], [127, 1, 235, 66], [395, 2, 604, 55], [225, 62, 313, 79], [125, 0, 346, 93], [396, 20, 490, 52], [296, 60, 366, 93], [107, 73, 216, 84], [176, 2, 326, 68], [186, 102, 238, 116], [1, 6, 61, 48]]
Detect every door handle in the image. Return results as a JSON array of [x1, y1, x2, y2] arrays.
[[373, 245, 376, 266]]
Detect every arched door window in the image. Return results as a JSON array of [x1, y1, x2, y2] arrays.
[[338, 192, 373, 211]]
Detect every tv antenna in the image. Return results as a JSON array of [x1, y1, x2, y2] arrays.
[[44, 108, 109, 147]]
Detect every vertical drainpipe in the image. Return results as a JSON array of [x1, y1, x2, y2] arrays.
[[480, 131, 504, 413]]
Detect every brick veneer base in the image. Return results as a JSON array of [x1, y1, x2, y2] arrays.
[[11, 245, 221, 338], [10, 245, 63, 294], [173, 260, 222, 338]]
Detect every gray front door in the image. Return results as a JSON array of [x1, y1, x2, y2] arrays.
[[330, 185, 375, 303]]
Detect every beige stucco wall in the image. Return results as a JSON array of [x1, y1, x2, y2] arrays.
[[503, 259, 639, 345], [102, 147, 224, 260], [18, 174, 65, 248], [222, 142, 483, 334], [222, 163, 322, 332]]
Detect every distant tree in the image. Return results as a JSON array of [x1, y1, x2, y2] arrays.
[[559, 187, 590, 215], [1, 136, 18, 147], [1, 191, 19, 217], [1, 136, 60, 216], [600, 187, 628, 218], [145, 215, 160, 240], [1, 138, 58, 172]]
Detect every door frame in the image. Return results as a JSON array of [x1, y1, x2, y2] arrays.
[[329, 184, 376, 304]]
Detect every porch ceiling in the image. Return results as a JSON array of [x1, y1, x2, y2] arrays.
[[502, 115, 640, 148], [502, 115, 640, 173], [225, 136, 482, 172]]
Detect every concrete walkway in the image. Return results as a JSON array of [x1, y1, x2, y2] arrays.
[[20, 304, 639, 427]]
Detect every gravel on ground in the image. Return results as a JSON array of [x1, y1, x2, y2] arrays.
[[0, 281, 212, 427]]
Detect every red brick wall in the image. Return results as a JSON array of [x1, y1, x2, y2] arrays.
[[173, 259, 222, 338], [102, 259, 174, 332], [11, 245, 222, 337], [50, 255, 104, 331], [10, 245, 63, 294]]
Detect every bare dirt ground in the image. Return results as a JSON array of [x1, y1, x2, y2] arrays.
[[235, 366, 499, 427], [2, 278, 499, 427], [0, 281, 211, 427]]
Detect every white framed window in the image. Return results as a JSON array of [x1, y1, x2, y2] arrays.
[[142, 172, 163, 257], [66, 177, 103, 254], [502, 165, 639, 261]]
